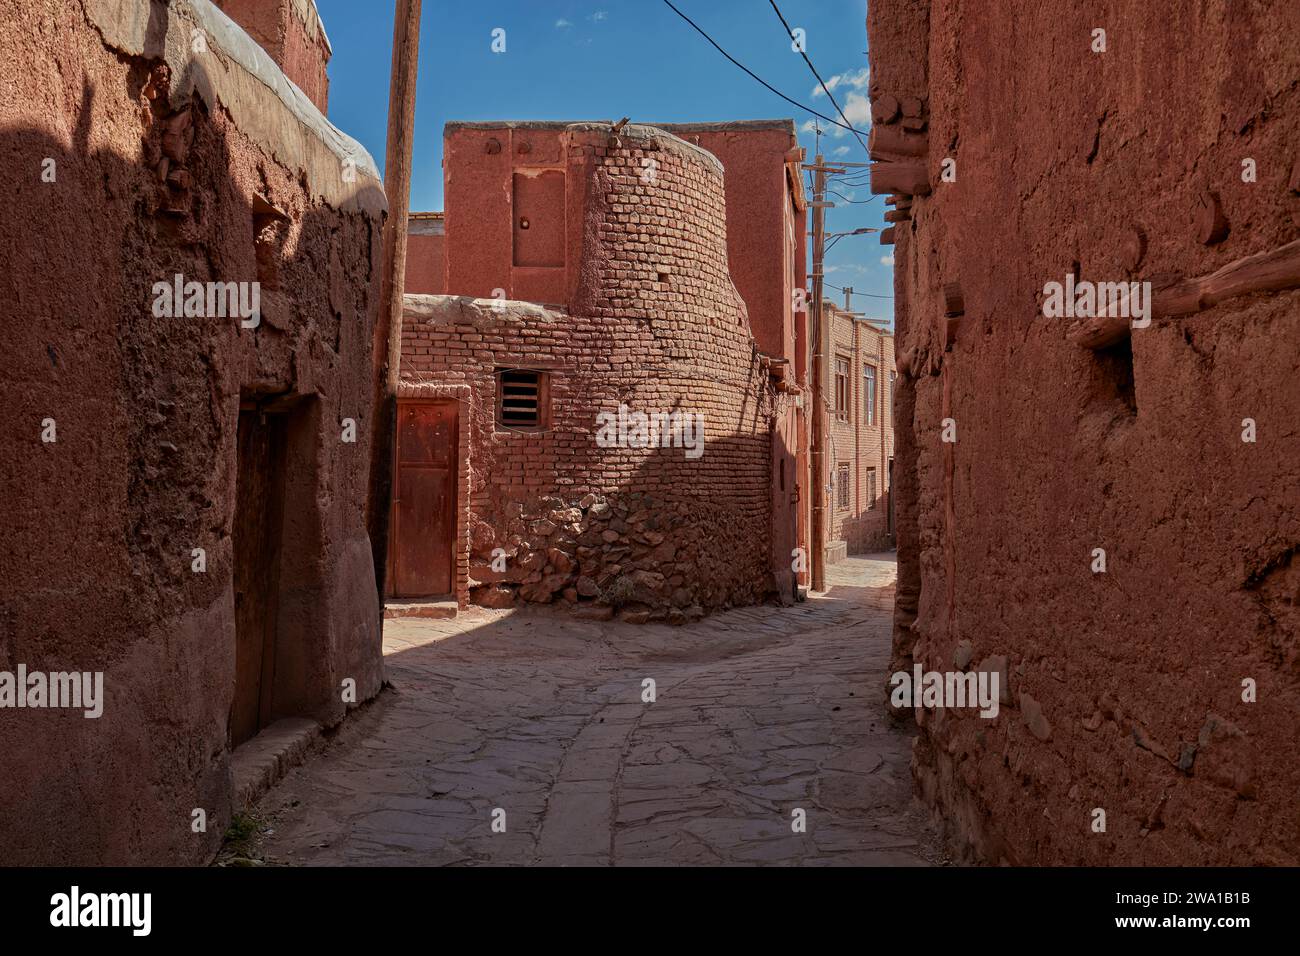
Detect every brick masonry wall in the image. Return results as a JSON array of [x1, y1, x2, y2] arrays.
[[872, 0, 1300, 864], [826, 306, 896, 554], [401, 125, 776, 620]]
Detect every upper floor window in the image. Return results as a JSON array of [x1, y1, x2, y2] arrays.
[[834, 357, 850, 421], [864, 364, 877, 426]]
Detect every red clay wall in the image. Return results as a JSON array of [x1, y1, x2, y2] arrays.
[[658, 122, 803, 364], [213, 0, 331, 113], [873, 0, 1300, 864], [403, 123, 776, 618], [0, 0, 385, 865], [443, 123, 581, 307], [404, 215, 446, 294]]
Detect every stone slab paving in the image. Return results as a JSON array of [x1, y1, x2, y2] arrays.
[[243, 555, 945, 866]]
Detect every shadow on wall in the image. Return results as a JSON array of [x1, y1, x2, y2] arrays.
[[0, 5, 385, 866], [462, 412, 779, 617]]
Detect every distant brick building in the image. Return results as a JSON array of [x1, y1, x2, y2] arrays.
[[394, 122, 783, 618], [824, 300, 895, 559]]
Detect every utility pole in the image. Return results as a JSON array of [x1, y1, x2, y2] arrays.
[[803, 159, 869, 591], [806, 153, 840, 593], [369, 0, 422, 606], [844, 286, 853, 311]]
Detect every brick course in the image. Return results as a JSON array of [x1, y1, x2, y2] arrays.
[[400, 124, 777, 618]]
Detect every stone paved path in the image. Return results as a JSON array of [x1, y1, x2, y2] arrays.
[[244, 554, 944, 866]]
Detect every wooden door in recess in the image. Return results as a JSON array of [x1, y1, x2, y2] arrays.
[[232, 409, 287, 747], [391, 400, 457, 598]]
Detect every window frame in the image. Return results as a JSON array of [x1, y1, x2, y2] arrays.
[[834, 356, 850, 422], [863, 363, 877, 426], [495, 367, 550, 431]]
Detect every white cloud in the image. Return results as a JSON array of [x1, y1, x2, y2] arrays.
[[828, 93, 871, 138], [812, 67, 869, 99], [555, 18, 573, 28], [807, 68, 873, 138], [589, 10, 608, 21], [881, 254, 895, 266], [832, 146, 850, 157]]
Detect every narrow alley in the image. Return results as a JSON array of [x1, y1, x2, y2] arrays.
[[238, 556, 941, 866]]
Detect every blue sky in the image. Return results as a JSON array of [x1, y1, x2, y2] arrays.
[[315, 0, 893, 320]]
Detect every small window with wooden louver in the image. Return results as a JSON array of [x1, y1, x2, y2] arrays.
[[495, 368, 549, 430]]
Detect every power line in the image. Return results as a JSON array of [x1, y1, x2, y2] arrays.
[[825, 188, 871, 204], [766, 0, 871, 159], [825, 281, 893, 300], [660, 0, 861, 135]]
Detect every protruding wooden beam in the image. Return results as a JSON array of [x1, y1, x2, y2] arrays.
[[869, 124, 927, 159], [896, 347, 916, 376], [881, 227, 896, 245], [1070, 238, 1300, 349], [1122, 226, 1147, 272], [884, 209, 911, 223], [870, 162, 931, 196], [1197, 191, 1229, 245]]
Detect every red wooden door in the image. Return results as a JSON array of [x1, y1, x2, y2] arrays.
[[391, 401, 457, 597]]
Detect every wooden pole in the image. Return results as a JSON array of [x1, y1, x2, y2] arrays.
[[368, 0, 422, 606], [381, 0, 422, 394], [809, 154, 828, 593]]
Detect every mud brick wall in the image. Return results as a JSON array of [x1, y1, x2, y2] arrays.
[[213, 0, 331, 112], [401, 124, 776, 619], [871, 0, 1300, 863], [0, 0, 385, 864]]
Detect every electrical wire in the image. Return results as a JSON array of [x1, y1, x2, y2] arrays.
[[767, 0, 871, 159], [825, 281, 893, 300], [825, 188, 871, 204], [661, 0, 864, 136]]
